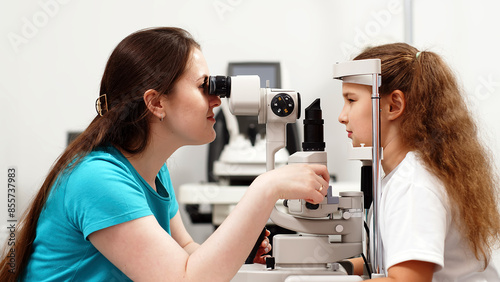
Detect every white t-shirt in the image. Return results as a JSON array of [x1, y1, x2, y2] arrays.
[[379, 151, 499, 281]]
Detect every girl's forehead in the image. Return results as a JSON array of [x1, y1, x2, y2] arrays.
[[342, 83, 371, 95]]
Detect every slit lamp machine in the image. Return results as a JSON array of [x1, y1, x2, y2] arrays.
[[203, 58, 383, 281]]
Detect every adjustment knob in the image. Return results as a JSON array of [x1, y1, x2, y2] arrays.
[[271, 93, 294, 117], [305, 202, 320, 210]]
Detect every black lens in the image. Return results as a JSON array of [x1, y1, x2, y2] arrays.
[[208, 76, 231, 98], [302, 98, 325, 152]]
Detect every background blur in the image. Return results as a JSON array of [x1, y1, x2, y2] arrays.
[[1, 0, 499, 268]]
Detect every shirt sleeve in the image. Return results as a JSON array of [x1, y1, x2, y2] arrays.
[[62, 157, 154, 240], [381, 178, 448, 271], [158, 164, 179, 219]]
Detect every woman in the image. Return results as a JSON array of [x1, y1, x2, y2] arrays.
[[340, 43, 500, 281], [1, 27, 329, 281]]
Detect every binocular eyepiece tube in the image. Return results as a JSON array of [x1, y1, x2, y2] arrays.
[[208, 75, 231, 98], [207, 74, 299, 120]]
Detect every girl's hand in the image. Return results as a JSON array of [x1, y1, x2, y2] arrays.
[[252, 163, 330, 204], [253, 229, 272, 264]]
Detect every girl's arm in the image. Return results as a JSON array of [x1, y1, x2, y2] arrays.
[[375, 260, 435, 282], [350, 257, 434, 282], [88, 163, 329, 281]]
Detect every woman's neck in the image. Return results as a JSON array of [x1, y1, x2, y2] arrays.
[[120, 134, 180, 191]]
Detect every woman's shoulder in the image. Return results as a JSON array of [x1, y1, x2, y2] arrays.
[[74, 146, 130, 174], [61, 146, 136, 192]]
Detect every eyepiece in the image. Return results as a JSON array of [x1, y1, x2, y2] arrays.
[[208, 75, 231, 98], [302, 98, 325, 151]]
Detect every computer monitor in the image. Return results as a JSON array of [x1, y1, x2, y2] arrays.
[[228, 62, 281, 88]]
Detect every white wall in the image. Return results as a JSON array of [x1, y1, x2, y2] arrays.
[[1, 0, 499, 269], [413, 0, 500, 167]]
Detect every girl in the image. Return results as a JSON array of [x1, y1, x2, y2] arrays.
[[339, 43, 500, 281], [0, 27, 329, 281]]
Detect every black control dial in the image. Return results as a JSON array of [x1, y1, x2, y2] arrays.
[[305, 202, 320, 210], [271, 93, 294, 117]]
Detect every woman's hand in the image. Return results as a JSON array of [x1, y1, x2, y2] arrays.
[[253, 229, 272, 264], [252, 163, 330, 204]]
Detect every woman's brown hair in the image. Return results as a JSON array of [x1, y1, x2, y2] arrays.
[[355, 42, 500, 267], [0, 27, 200, 281]]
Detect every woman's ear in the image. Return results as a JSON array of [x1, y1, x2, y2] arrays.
[[387, 90, 406, 121], [143, 89, 164, 120]]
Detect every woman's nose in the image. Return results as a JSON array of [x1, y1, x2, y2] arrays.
[[210, 95, 221, 108]]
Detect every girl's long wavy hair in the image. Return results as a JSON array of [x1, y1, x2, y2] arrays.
[[0, 27, 200, 281], [355, 43, 500, 267]]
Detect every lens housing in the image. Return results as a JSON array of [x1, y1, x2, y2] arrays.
[[208, 76, 231, 98], [302, 98, 325, 151]]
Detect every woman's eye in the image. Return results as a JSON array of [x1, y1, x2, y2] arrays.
[[200, 78, 208, 91]]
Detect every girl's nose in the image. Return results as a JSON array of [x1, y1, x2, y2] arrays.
[[338, 106, 348, 124]]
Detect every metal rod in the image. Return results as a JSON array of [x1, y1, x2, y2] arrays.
[[404, 0, 414, 44], [371, 73, 384, 275]]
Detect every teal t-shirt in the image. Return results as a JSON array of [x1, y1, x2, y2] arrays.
[[22, 146, 179, 281]]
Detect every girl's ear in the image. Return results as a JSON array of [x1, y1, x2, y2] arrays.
[[387, 90, 406, 121], [143, 89, 165, 120]]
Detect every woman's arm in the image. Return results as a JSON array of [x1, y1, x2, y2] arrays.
[[170, 212, 270, 261], [88, 215, 190, 281], [88, 163, 329, 281], [170, 212, 200, 255]]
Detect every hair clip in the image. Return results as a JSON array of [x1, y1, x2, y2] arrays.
[[95, 94, 109, 116], [416, 51, 422, 59]]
